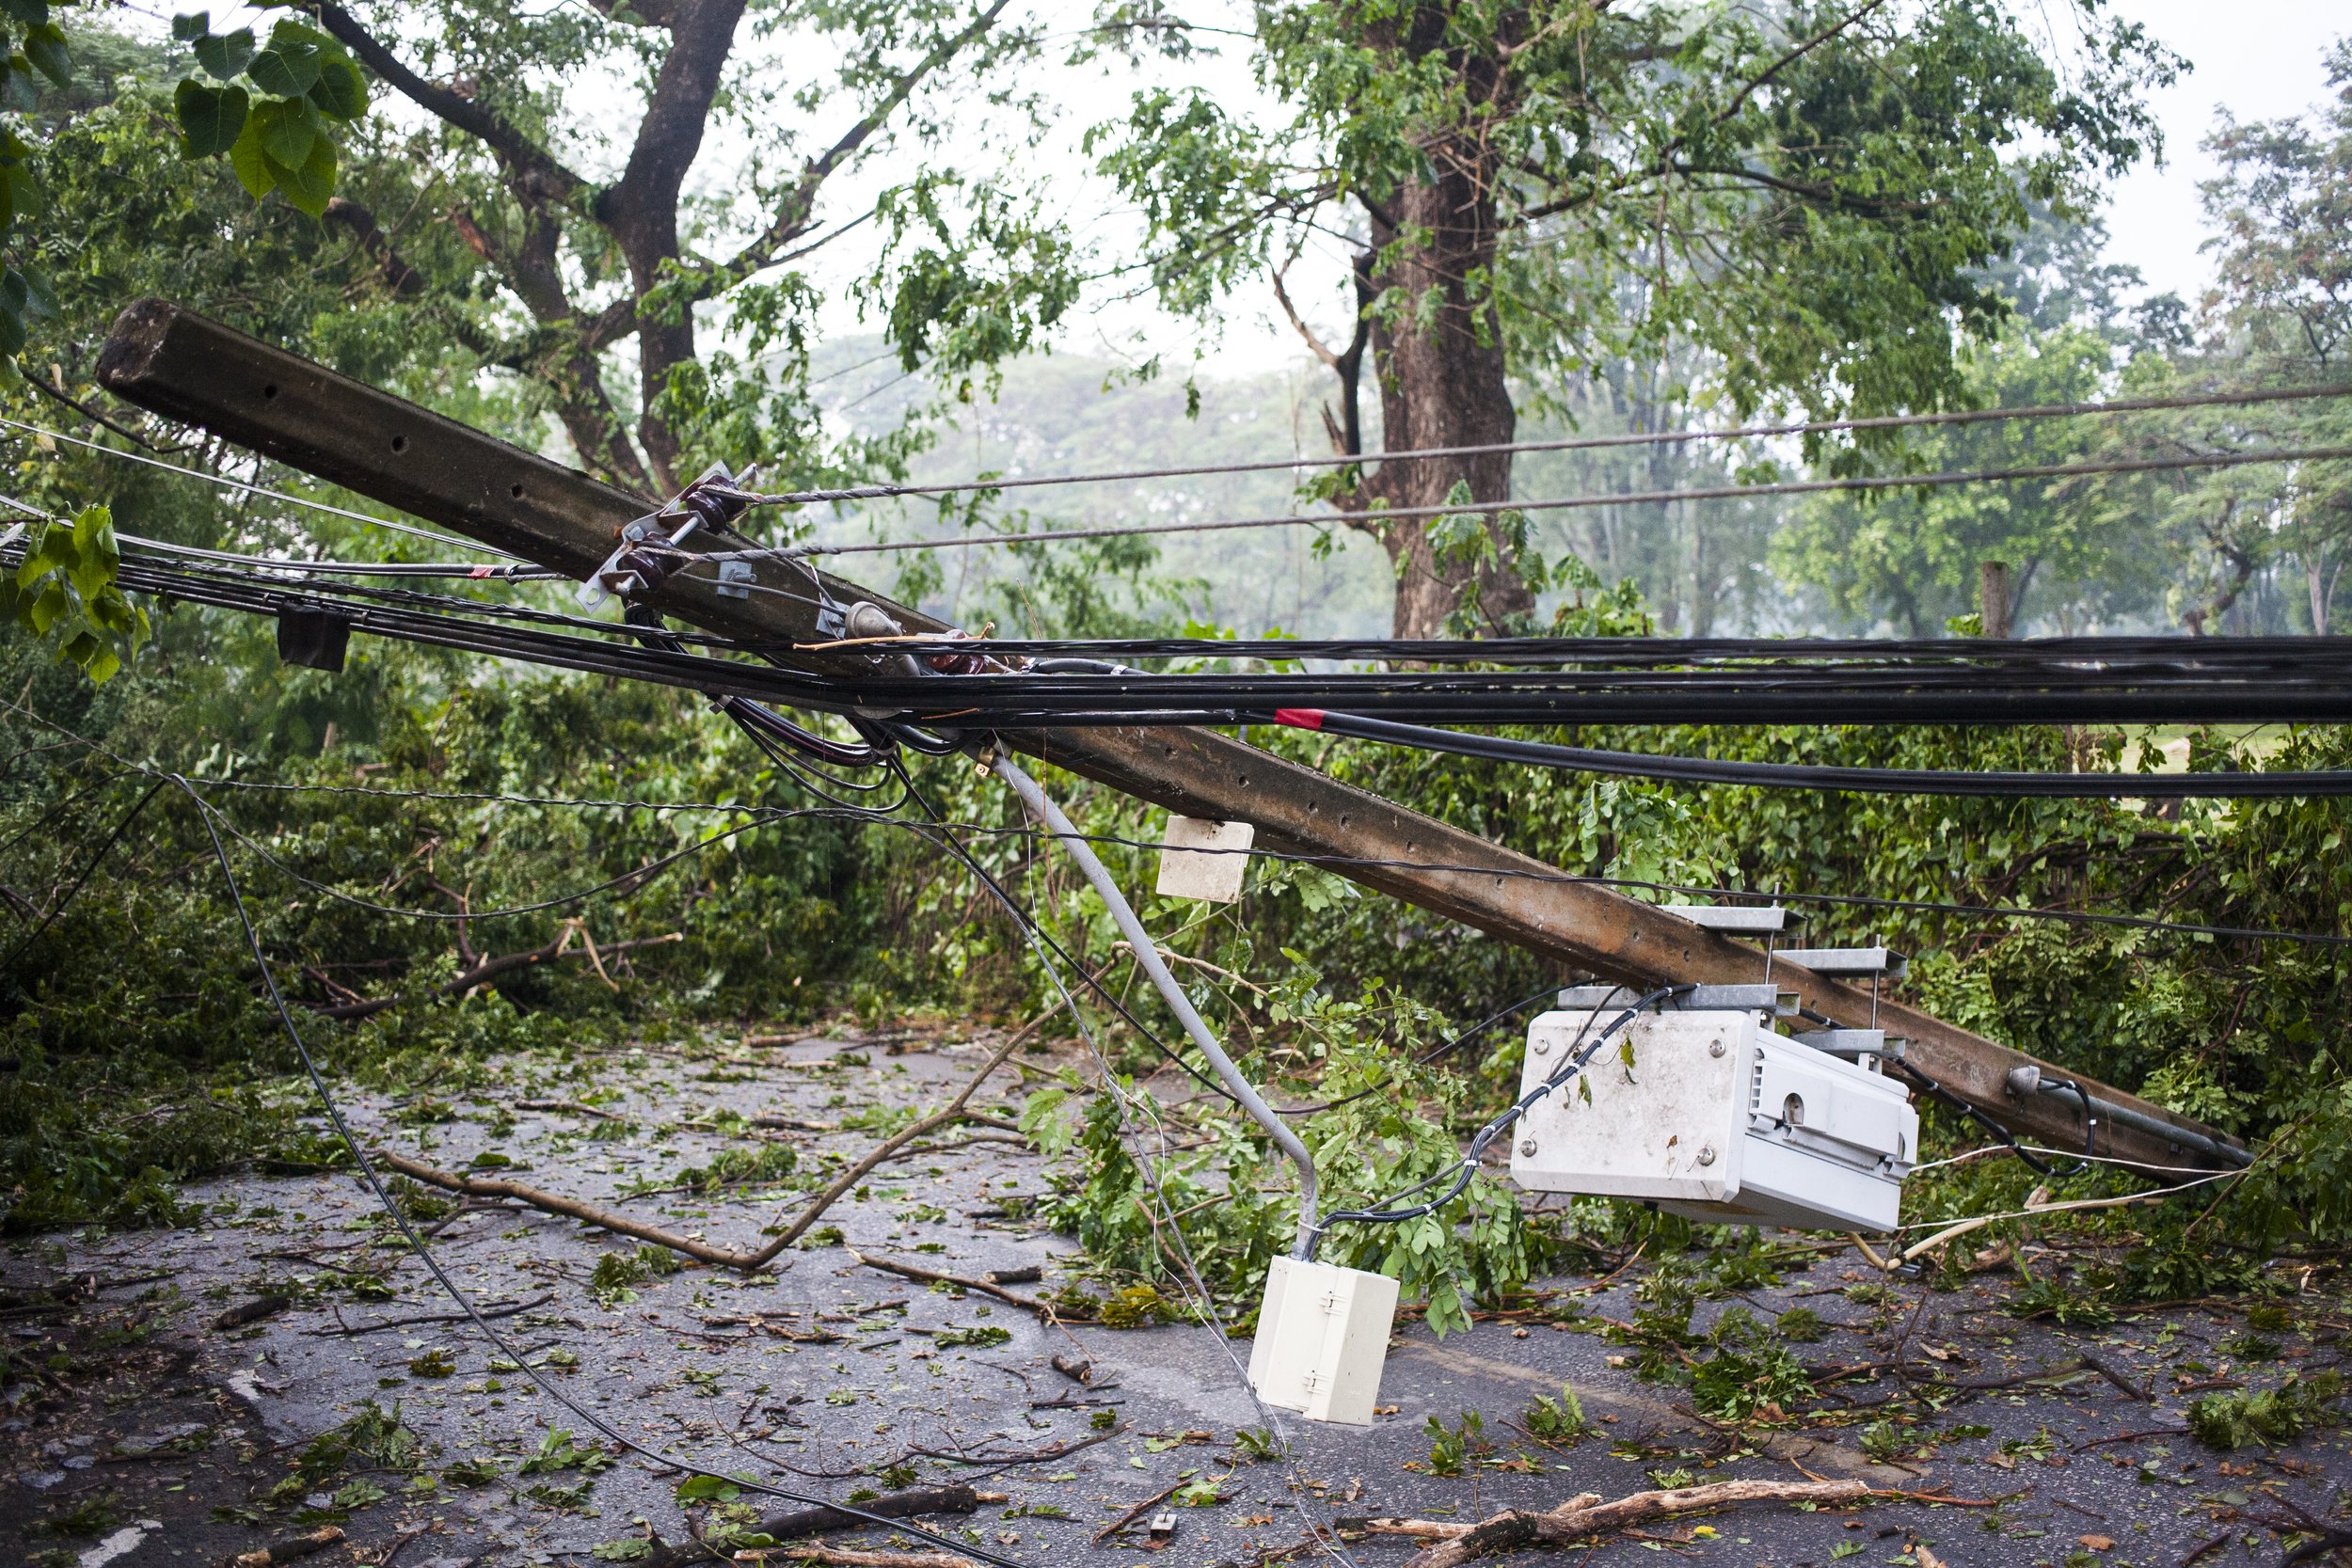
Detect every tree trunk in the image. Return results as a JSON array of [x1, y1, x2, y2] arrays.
[[1359, 162, 1531, 639]]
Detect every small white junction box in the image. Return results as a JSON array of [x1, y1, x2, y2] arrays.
[[1247, 1256, 1399, 1426], [1509, 1002, 1918, 1233], [1156, 816, 1255, 902]]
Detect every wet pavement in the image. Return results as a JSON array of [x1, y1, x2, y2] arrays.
[[6, 1024, 2347, 1568]]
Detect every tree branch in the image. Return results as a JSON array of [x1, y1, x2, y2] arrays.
[[670, 0, 1015, 315], [311, 3, 588, 206]]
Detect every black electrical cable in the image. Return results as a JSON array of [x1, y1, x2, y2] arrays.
[[0, 778, 164, 974], [1255, 707, 2352, 799], [102, 548, 2352, 744], [175, 779, 1032, 1568], [808, 442, 2352, 557]]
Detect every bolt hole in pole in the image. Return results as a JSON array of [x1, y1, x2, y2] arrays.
[[390, 435, 408, 453], [261, 383, 278, 400], [511, 483, 525, 499]]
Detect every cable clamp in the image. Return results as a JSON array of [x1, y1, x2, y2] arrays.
[[576, 463, 757, 610]]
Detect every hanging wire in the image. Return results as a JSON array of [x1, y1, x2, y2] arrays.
[[803, 442, 2352, 556], [173, 777, 1034, 1568], [739, 383, 2352, 506], [0, 413, 526, 559]]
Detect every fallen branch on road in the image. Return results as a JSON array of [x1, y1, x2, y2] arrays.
[[1383, 1479, 1871, 1568], [642, 1485, 983, 1568], [845, 1250, 1055, 1317], [752, 1009, 1057, 1260], [373, 1150, 764, 1269]]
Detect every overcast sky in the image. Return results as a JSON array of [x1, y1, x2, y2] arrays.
[[2103, 0, 2344, 307]]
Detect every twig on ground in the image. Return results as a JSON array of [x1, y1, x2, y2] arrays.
[[907, 1423, 1122, 1479], [298, 1291, 552, 1337], [516, 1099, 627, 1120], [642, 1486, 982, 1568], [1386, 1480, 1869, 1568], [373, 1150, 765, 1269], [230, 1527, 345, 1568], [845, 1250, 1056, 1317], [748, 1005, 1058, 1263], [731, 1551, 966, 1568], [1094, 1480, 1186, 1544]]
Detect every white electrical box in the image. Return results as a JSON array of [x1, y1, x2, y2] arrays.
[[1247, 1256, 1399, 1426], [1508, 998, 1917, 1233], [1156, 816, 1255, 902]]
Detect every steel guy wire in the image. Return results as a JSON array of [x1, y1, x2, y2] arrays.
[[745, 383, 2352, 506], [895, 755, 1364, 1568], [0, 412, 527, 559], [806, 442, 2352, 556], [177, 774, 1035, 1568]]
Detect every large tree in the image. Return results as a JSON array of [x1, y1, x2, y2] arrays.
[[209, 0, 1107, 499], [1098, 0, 2177, 637]]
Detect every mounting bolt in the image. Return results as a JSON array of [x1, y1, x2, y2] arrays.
[[1696, 1145, 1717, 1166], [1531, 1037, 1549, 1055], [1518, 1137, 1538, 1158], [1708, 1038, 1725, 1057]]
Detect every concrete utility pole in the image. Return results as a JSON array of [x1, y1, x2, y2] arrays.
[[1980, 562, 2012, 640], [96, 299, 2242, 1173]]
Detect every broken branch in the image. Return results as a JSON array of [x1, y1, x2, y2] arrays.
[[743, 1007, 1057, 1266], [845, 1250, 1054, 1317], [643, 1485, 981, 1568], [1392, 1479, 1869, 1568], [372, 1150, 762, 1269]]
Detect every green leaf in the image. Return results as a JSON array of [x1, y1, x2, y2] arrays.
[[306, 54, 365, 120], [250, 94, 317, 169], [169, 10, 207, 41], [226, 114, 275, 200], [672, 1475, 739, 1503], [21, 21, 65, 87], [270, 126, 336, 217], [247, 21, 324, 97], [17, 262, 55, 320], [1, 53, 36, 113], [174, 77, 248, 159], [193, 25, 253, 82]]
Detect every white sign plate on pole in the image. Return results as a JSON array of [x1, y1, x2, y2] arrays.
[[1155, 816, 1255, 902]]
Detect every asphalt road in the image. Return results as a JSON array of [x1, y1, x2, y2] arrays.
[[6, 1024, 2345, 1568]]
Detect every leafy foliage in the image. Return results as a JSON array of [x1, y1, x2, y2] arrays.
[[1, 506, 145, 680], [168, 13, 367, 217], [2186, 1372, 2344, 1450]]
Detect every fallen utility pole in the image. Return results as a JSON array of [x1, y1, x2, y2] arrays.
[[96, 299, 2241, 1175]]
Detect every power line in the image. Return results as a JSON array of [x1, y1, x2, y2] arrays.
[[811, 442, 2352, 556], [748, 383, 2352, 506], [0, 413, 526, 560], [126, 534, 559, 579], [92, 548, 2352, 768]]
